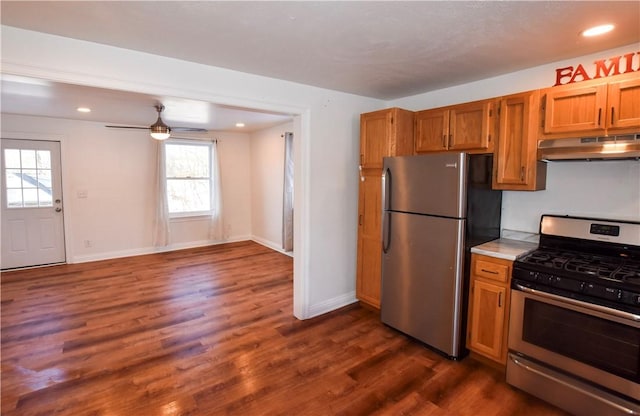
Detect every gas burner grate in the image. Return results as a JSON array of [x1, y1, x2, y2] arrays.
[[520, 250, 575, 269], [519, 249, 640, 287], [613, 265, 640, 286], [564, 257, 621, 280]]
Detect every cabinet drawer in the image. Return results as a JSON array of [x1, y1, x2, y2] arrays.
[[474, 259, 509, 283]]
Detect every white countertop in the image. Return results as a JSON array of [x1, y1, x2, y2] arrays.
[[471, 238, 538, 261]]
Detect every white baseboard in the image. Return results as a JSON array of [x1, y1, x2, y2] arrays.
[[306, 291, 358, 319], [251, 235, 293, 257], [70, 235, 252, 264]]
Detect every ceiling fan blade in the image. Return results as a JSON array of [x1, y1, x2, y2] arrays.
[[105, 125, 149, 130], [172, 127, 208, 132]]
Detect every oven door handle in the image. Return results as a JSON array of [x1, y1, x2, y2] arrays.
[[514, 284, 640, 322], [509, 354, 640, 416]]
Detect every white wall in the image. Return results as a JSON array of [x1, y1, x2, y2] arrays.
[[501, 161, 640, 232], [0, 114, 254, 262], [1, 26, 386, 319], [390, 44, 640, 232], [250, 122, 294, 252]]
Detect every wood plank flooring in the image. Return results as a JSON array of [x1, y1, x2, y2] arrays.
[[1, 241, 569, 415]]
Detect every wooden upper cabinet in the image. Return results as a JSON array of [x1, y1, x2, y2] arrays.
[[360, 108, 414, 169], [414, 108, 449, 152], [542, 73, 640, 137], [607, 76, 640, 131], [415, 99, 493, 153], [493, 91, 546, 191], [449, 100, 493, 151], [543, 83, 607, 135]]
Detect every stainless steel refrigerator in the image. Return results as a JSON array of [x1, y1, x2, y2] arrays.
[[381, 152, 501, 359]]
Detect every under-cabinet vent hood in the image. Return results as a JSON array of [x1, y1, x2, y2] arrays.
[[538, 134, 640, 161]]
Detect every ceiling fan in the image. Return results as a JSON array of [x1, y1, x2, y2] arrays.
[[105, 105, 207, 140]]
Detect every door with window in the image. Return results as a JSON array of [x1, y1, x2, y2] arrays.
[[1, 139, 65, 269]]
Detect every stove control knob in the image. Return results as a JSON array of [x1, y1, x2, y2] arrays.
[[603, 287, 619, 300]]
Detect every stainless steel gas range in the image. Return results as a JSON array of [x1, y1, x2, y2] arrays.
[[506, 215, 640, 416]]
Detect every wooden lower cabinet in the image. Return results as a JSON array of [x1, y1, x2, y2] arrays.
[[467, 254, 513, 365], [356, 170, 383, 308]]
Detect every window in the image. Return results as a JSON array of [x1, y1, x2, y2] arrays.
[[164, 140, 212, 216], [4, 148, 53, 208]]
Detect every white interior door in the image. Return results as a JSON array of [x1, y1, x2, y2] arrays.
[[1, 139, 65, 269]]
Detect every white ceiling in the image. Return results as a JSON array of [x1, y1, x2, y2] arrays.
[[1, 1, 639, 131], [0, 75, 293, 133]]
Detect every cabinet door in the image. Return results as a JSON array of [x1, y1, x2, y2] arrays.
[[356, 171, 383, 308], [360, 110, 392, 169], [543, 83, 608, 135], [449, 100, 492, 150], [468, 279, 507, 362], [415, 108, 449, 153], [607, 76, 640, 131], [493, 91, 546, 191]]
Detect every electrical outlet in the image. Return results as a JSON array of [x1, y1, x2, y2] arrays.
[[84, 240, 92, 248]]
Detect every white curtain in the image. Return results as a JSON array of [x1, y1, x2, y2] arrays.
[[282, 132, 294, 252], [152, 141, 170, 246], [209, 140, 224, 240]]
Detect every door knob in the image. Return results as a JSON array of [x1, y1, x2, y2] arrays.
[[55, 199, 61, 203], [55, 207, 62, 212]]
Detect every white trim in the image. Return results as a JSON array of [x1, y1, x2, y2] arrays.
[[293, 112, 310, 319], [251, 235, 293, 257], [306, 292, 358, 319], [70, 235, 252, 264]]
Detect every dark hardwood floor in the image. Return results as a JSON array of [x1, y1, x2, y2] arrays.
[[1, 241, 569, 415]]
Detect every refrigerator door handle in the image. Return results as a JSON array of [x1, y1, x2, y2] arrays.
[[382, 212, 391, 253], [382, 167, 391, 253]]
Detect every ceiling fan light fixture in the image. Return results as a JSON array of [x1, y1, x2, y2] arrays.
[[150, 105, 171, 140], [150, 129, 171, 140]]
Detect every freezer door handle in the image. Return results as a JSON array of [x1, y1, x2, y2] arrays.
[[382, 167, 391, 212]]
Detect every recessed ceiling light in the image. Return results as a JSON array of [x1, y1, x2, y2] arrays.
[[582, 24, 614, 37], [235, 123, 245, 128], [77, 107, 91, 113]]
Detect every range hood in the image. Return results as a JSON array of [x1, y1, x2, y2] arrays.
[[538, 133, 640, 161]]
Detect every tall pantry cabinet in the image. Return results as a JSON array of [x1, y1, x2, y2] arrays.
[[357, 108, 414, 308]]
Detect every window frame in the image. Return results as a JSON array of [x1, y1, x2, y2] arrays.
[[164, 139, 214, 219]]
